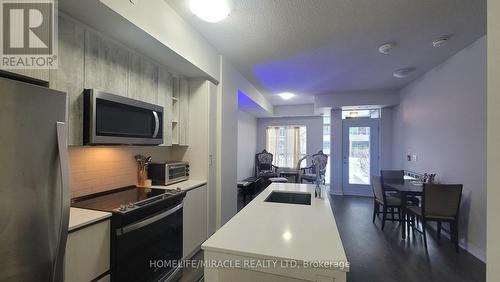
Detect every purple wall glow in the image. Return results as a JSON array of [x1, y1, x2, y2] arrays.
[[251, 47, 343, 95]]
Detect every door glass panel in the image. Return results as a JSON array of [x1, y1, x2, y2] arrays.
[[348, 127, 371, 185]]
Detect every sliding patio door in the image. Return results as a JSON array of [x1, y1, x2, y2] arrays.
[[342, 119, 379, 196]]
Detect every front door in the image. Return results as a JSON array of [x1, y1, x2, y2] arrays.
[[342, 119, 379, 196]]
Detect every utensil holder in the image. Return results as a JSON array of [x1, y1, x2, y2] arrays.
[[138, 167, 148, 187]]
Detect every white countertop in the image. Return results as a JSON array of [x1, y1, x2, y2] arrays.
[[149, 179, 207, 192], [202, 183, 349, 271], [69, 207, 111, 232]]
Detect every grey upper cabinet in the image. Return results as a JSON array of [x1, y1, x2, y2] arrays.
[[179, 78, 189, 146], [5, 68, 50, 83], [49, 15, 85, 146], [128, 54, 158, 104], [84, 31, 129, 95], [44, 13, 190, 146], [158, 67, 173, 146]]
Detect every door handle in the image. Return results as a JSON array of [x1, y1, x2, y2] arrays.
[[117, 202, 183, 236], [152, 111, 159, 138]]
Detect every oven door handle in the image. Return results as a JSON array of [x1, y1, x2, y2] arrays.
[[117, 202, 183, 236]]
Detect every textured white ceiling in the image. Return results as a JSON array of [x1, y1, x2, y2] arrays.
[[166, 0, 486, 105]]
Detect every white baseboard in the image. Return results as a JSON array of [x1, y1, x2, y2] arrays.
[[430, 225, 486, 262]]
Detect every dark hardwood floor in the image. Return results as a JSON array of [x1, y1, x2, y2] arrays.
[[177, 250, 204, 282], [330, 195, 485, 282]]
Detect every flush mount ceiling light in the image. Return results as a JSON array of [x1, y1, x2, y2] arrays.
[[278, 92, 295, 100], [348, 111, 359, 118], [189, 0, 230, 23], [393, 67, 415, 79], [378, 42, 396, 55], [432, 35, 452, 48]]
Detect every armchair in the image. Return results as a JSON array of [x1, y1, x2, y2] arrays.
[[255, 150, 280, 179], [300, 150, 328, 184]]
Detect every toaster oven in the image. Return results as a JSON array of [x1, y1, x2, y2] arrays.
[[148, 162, 189, 185]]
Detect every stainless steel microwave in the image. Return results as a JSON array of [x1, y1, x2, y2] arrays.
[[83, 89, 163, 145], [148, 162, 190, 185]]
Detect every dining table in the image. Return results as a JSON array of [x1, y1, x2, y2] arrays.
[[384, 180, 424, 239], [279, 169, 300, 183]]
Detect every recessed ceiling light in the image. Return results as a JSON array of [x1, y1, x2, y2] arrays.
[[393, 68, 415, 79], [378, 42, 396, 55], [189, 0, 230, 23], [433, 35, 452, 48], [278, 92, 295, 100]]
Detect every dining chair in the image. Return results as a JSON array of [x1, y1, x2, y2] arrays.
[[380, 170, 404, 197], [300, 150, 328, 184], [295, 155, 309, 183], [381, 170, 420, 206], [406, 183, 463, 251], [371, 175, 402, 230], [380, 170, 405, 183]]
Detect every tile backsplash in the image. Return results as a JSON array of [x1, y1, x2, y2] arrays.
[[69, 146, 177, 198]]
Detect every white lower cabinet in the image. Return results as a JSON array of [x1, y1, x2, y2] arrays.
[[183, 185, 208, 258], [65, 220, 111, 282]]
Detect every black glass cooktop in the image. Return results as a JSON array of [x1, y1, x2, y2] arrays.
[[71, 186, 180, 214]]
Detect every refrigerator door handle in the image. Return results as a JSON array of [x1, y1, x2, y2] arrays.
[[53, 122, 70, 282]]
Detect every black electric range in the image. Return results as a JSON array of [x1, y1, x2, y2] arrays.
[[72, 186, 186, 282], [72, 186, 184, 214]]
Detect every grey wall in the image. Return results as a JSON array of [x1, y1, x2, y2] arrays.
[[237, 111, 258, 180], [392, 36, 486, 260], [217, 58, 268, 227], [256, 116, 323, 166], [273, 104, 315, 117], [315, 90, 399, 108], [379, 107, 394, 170], [330, 110, 343, 194], [488, 1, 500, 278]]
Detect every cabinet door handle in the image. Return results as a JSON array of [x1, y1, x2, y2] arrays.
[[152, 111, 159, 138]]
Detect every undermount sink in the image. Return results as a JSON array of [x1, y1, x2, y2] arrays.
[[264, 191, 311, 205]]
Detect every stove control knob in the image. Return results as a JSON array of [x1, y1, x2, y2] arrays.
[[119, 204, 127, 211], [128, 202, 135, 208]]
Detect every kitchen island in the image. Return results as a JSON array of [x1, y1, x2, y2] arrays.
[[202, 183, 349, 282]]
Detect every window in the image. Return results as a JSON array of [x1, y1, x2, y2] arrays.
[[265, 126, 306, 168], [323, 114, 331, 184], [348, 127, 371, 185], [342, 109, 380, 119]]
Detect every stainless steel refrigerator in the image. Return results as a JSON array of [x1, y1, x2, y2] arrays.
[[0, 76, 70, 282]]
